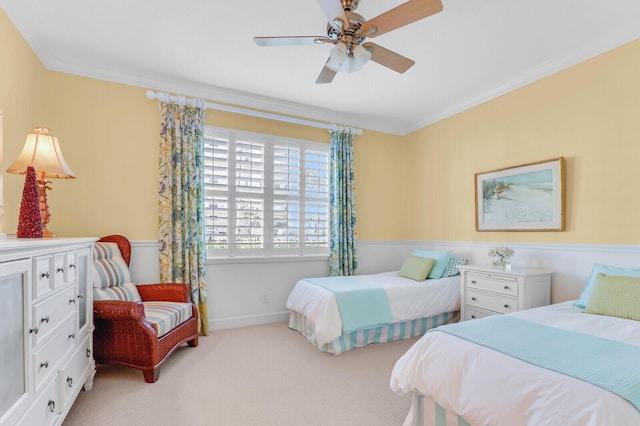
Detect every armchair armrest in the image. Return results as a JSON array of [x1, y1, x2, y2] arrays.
[[94, 300, 146, 321], [136, 283, 191, 303], [93, 300, 158, 341]]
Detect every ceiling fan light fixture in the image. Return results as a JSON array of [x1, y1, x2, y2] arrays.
[[342, 44, 371, 73], [326, 42, 348, 72], [352, 44, 371, 66]]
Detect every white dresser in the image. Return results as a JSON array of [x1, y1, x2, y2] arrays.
[[0, 237, 96, 426], [459, 265, 552, 321]]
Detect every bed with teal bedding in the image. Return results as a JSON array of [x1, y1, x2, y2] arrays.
[[391, 301, 640, 425], [286, 271, 461, 354]]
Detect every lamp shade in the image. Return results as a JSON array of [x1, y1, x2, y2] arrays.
[[6, 127, 76, 179]]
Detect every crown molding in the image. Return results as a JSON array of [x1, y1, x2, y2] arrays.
[[9, 0, 639, 137], [41, 57, 406, 136], [403, 28, 640, 135]]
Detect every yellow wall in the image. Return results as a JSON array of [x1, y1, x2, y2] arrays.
[[0, 9, 47, 234], [401, 39, 640, 244], [2, 6, 639, 244]]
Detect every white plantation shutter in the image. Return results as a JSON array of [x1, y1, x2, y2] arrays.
[[205, 127, 329, 257], [235, 140, 264, 193], [304, 150, 329, 249], [235, 198, 264, 249], [204, 136, 230, 250], [273, 199, 299, 249], [273, 145, 299, 196], [273, 145, 300, 249]]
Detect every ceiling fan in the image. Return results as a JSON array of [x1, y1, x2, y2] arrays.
[[254, 0, 443, 84]]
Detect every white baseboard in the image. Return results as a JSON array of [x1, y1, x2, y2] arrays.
[[209, 311, 290, 331]]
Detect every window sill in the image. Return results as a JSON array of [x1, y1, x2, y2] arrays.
[[207, 254, 329, 265]]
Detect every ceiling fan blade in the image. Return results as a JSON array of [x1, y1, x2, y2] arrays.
[[316, 60, 337, 84], [254, 36, 330, 47], [361, 0, 443, 38], [363, 42, 415, 73], [317, 0, 350, 30]]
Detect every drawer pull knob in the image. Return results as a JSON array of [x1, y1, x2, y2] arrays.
[[29, 327, 39, 334], [471, 297, 477, 301], [504, 285, 510, 290], [57, 267, 65, 273], [48, 400, 55, 412], [471, 280, 477, 284], [40, 361, 49, 369], [69, 299, 76, 304], [504, 304, 510, 308], [41, 272, 50, 279], [41, 316, 50, 323], [68, 333, 75, 340], [77, 294, 85, 300], [67, 377, 74, 388], [70, 264, 77, 269], [471, 315, 476, 319], [86, 348, 92, 358]]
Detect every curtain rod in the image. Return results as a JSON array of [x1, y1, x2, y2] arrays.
[[145, 90, 362, 135]]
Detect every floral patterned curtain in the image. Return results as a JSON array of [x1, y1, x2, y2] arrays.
[[158, 101, 208, 335], [329, 127, 358, 276]]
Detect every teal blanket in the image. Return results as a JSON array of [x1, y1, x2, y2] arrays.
[[305, 276, 392, 333], [435, 315, 640, 410]]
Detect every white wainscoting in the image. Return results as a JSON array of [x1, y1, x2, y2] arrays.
[[129, 240, 640, 330]]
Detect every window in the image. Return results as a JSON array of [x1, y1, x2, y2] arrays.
[[204, 127, 329, 257]]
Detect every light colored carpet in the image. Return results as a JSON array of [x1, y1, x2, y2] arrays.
[[63, 322, 419, 426]]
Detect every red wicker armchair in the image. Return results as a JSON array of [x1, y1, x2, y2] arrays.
[[92, 235, 199, 383]]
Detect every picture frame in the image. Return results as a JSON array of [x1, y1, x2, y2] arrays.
[[475, 157, 565, 231]]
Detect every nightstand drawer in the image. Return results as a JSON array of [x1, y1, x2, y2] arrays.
[[466, 273, 518, 297], [466, 289, 518, 314], [464, 306, 496, 321]]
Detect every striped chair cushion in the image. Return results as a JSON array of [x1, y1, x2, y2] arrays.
[[93, 242, 141, 302], [143, 301, 193, 338], [93, 282, 142, 302]]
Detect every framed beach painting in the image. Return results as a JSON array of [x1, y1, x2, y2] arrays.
[[475, 157, 565, 231]]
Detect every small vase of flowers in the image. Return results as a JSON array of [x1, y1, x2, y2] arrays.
[[488, 246, 514, 269]]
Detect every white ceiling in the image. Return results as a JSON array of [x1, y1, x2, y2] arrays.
[[2, 0, 640, 135]]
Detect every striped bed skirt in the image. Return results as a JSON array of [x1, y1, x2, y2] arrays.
[[404, 393, 471, 426], [288, 310, 460, 355]]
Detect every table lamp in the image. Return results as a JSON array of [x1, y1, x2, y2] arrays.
[[6, 127, 76, 238]]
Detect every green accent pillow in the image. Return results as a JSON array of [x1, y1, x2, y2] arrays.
[[584, 273, 640, 321], [411, 249, 452, 279], [399, 256, 435, 282], [574, 263, 640, 309]]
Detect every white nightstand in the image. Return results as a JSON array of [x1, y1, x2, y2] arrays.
[[459, 265, 552, 321]]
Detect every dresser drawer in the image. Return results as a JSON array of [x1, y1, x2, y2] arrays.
[[464, 306, 497, 321], [33, 256, 53, 300], [32, 286, 76, 346], [59, 336, 92, 410], [466, 289, 518, 314], [33, 319, 76, 391], [66, 251, 79, 285], [52, 254, 67, 290], [466, 272, 518, 297], [17, 377, 58, 426]]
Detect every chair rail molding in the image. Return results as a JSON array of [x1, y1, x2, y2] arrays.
[[129, 239, 640, 329]]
